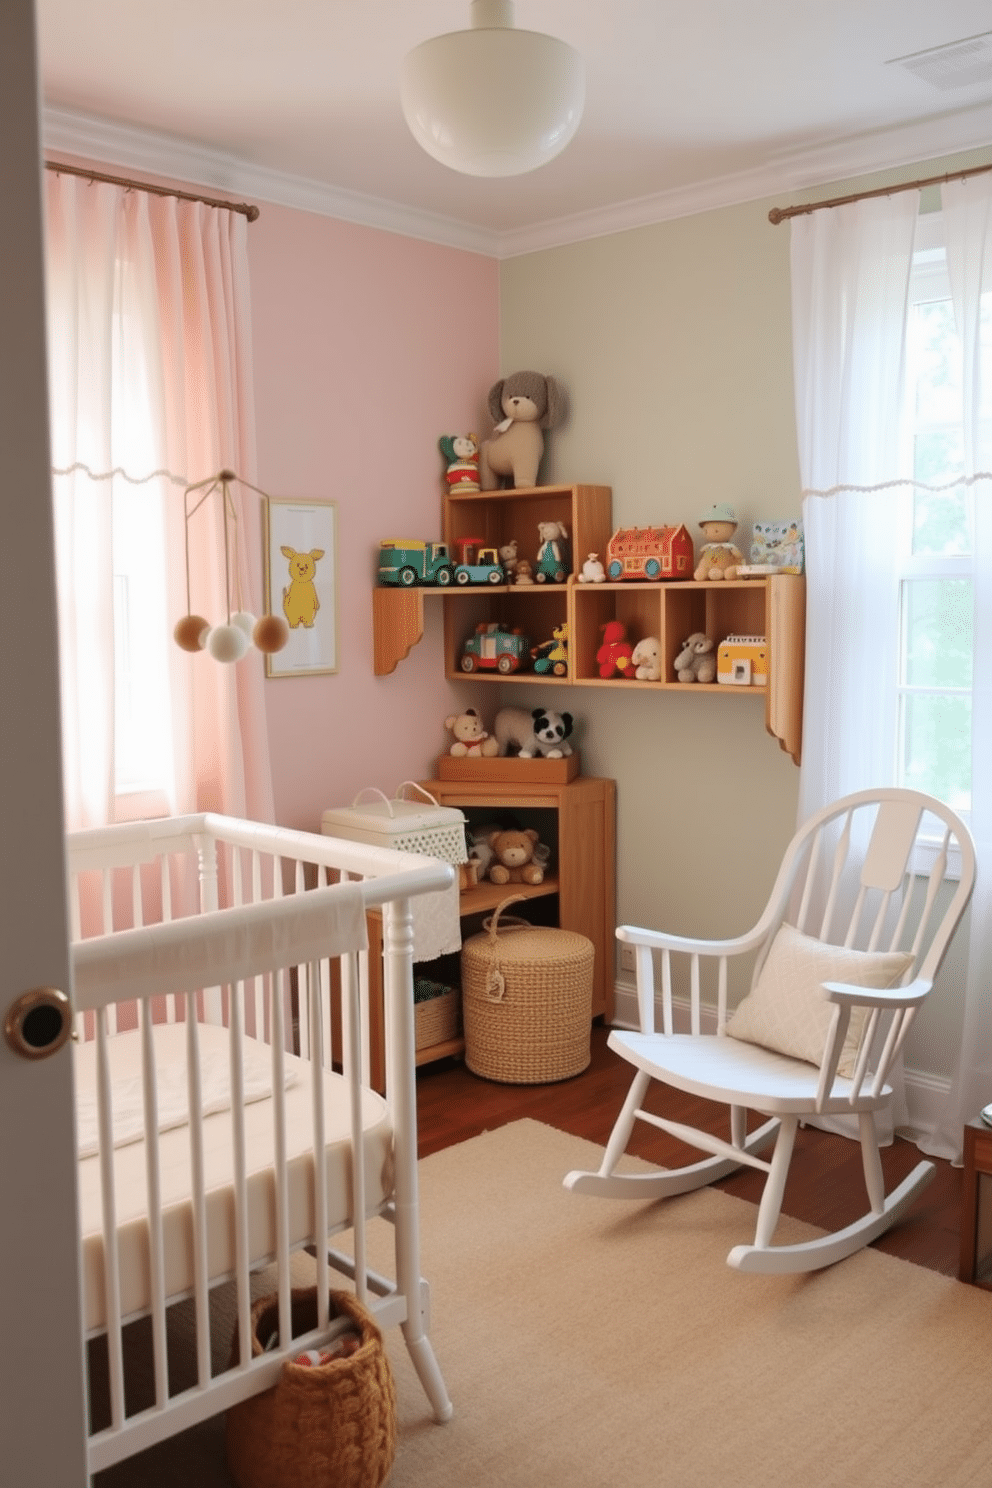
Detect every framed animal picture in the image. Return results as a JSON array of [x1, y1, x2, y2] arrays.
[[263, 497, 338, 677]]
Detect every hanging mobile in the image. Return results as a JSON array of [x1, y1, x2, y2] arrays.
[[174, 469, 289, 661]]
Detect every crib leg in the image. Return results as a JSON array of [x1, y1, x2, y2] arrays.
[[402, 1288, 453, 1423]]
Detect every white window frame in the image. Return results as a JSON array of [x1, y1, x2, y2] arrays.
[[896, 211, 974, 876]]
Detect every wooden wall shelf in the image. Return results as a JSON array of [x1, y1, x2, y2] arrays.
[[372, 482, 805, 762]]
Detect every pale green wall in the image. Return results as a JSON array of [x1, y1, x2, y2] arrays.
[[497, 152, 989, 1081], [498, 194, 801, 973]]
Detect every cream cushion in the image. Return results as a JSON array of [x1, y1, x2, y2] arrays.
[[725, 923, 914, 1077]]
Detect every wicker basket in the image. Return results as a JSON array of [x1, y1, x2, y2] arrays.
[[461, 897, 593, 1084], [414, 979, 461, 1049], [225, 1288, 396, 1488]]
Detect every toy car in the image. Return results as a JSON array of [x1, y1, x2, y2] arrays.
[[460, 624, 530, 674], [454, 538, 505, 586]]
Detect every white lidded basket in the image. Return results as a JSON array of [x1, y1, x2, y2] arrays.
[[321, 784, 467, 863], [321, 784, 466, 965]]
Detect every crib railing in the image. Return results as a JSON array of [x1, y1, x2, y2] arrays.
[[67, 813, 454, 1474]]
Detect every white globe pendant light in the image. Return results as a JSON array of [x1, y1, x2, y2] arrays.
[[401, 0, 585, 177]]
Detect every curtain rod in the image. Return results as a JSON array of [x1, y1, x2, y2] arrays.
[[768, 157, 992, 224], [44, 159, 260, 221]]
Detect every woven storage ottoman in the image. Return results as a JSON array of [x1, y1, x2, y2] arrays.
[[225, 1288, 396, 1488], [461, 898, 593, 1084]]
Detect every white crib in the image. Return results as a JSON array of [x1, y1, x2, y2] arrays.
[[66, 812, 454, 1478]]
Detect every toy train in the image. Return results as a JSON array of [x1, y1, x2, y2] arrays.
[[378, 537, 508, 587]]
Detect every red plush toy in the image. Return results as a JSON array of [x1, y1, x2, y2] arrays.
[[596, 620, 635, 678]]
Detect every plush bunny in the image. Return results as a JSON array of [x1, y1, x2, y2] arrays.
[[479, 371, 567, 490]]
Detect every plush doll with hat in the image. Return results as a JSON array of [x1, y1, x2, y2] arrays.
[[694, 503, 744, 581], [479, 371, 566, 490], [438, 433, 480, 492]]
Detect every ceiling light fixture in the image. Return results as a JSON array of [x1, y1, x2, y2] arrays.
[[400, 0, 585, 177]]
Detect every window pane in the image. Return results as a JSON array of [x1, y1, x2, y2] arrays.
[[907, 296, 970, 556], [901, 578, 972, 688], [911, 299, 960, 428], [912, 483, 970, 556], [899, 692, 971, 811]]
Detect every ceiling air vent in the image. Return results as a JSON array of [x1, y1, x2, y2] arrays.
[[888, 31, 992, 91]]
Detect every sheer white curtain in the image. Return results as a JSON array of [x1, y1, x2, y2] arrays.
[[924, 176, 992, 1158], [790, 179, 992, 1159], [44, 172, 274, 831]]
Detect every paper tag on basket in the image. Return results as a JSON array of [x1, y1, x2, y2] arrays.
[[485, 968, 506, 1002]]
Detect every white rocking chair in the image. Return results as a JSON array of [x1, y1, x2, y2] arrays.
[[566, 789, 976, 1274]]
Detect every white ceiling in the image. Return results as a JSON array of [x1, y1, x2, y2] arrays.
[[35, 1, 992, 255]]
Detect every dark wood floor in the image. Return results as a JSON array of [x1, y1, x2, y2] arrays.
[[415, 1023, 964, 1278]]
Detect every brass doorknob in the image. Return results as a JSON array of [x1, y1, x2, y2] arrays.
[[4, 987, 73, 1059]]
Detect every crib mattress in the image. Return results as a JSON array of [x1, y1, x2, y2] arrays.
[[75, 1022, 394, 1333]]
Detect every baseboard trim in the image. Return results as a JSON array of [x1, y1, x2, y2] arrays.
[[610, 981, 951, 1134]]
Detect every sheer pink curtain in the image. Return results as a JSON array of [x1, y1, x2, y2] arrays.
[[45, 172, 273, 829]]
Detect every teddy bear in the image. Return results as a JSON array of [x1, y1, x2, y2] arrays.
[[694, 503, 744, 581], [479, 371, 566, 490], [512, 557, 535, 585], [596, 620, 635, 679], [444, 708, 499, 756], [579, 553, 605, 582], [486, 828, 545, 886], [631, 636, 662, 681], [494, 706, 574, 759], [498, 539, 519, 578], [674, 632, 716, 683]]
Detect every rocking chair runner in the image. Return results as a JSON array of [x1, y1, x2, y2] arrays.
[[566, 789, 976, 1274]]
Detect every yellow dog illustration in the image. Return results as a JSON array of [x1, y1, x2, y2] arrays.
[[281, 545, 324, 628]]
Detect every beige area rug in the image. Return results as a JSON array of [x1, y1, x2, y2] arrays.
[[96, 1119, 992, 1487]]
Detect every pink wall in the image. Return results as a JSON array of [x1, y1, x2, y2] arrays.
[[247, 206, 499, 830]]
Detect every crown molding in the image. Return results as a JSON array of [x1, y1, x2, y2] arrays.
[[495, 100, 992, 256], [41, 107, 499, 257], [44, 100, 992, 263]]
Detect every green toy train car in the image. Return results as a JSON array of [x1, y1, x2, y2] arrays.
[[378, 539, 454, 587]]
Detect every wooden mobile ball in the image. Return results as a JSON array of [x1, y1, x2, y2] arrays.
[[253, 613, 290, 653], [174, 613, 210, 652]]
